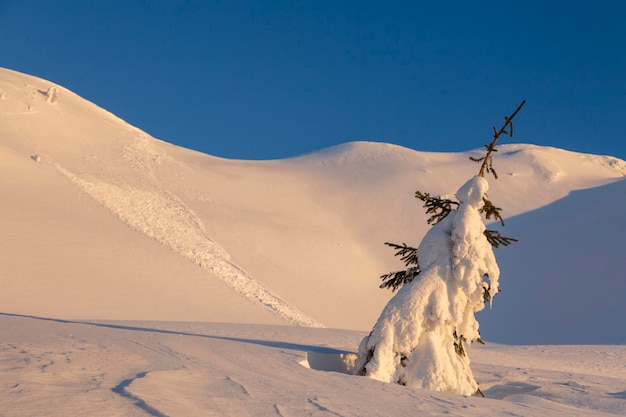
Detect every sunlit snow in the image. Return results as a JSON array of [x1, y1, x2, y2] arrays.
[[1, 67, 625, 416]]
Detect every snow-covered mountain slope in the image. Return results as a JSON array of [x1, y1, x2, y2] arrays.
[[1, 67, 625, 339], [479, 178, 626, 344]]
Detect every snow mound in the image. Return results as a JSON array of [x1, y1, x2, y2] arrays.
[[304, 351, 357, 373]]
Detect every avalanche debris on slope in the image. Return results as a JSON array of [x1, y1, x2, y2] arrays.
[[0, 68, 322, 328], [56, 163, 324, 328]]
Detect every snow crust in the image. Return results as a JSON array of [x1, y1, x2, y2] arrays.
[[2, 314, 625, 417]]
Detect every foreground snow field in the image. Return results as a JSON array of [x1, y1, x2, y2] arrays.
[[1, 68, 625, 415], [2, 314, 625, 417]]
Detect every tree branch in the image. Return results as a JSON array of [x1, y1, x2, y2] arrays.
[[477, 100, 526, 178]]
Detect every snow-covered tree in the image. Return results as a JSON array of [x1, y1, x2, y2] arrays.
[[354, 101, 525, 395], [354, 176, 498, 394]]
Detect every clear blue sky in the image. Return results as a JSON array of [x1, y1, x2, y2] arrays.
[[2, 1, 625, 160]]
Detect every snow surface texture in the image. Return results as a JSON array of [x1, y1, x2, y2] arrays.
[[1, 67, 626, 415], [355, 177, 500, 395], [2, 314, 625, 417]]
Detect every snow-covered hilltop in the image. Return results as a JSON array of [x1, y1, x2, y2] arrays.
[[0, 67, 324, 328], [1, 67, 625, 340]]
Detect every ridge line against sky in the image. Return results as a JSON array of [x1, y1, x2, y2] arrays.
[[2, 1, 625, 161]]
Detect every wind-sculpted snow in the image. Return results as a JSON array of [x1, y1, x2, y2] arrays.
[[56, 164, 323, 328], [2, 314, 625, 417]]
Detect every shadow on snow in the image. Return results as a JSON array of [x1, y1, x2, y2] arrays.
[[0, 312, 356, 374]]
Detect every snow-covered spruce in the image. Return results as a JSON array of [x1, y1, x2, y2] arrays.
[[354, 176, 499, 395]]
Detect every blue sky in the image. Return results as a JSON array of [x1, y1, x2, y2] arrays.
[[2, 1, 625, 160]]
